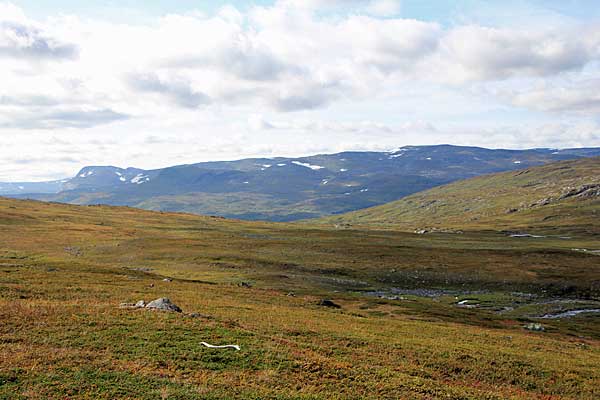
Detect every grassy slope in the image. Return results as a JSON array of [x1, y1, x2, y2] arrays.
[[1, 197, 599, 399], [318, 157, 600, 233]]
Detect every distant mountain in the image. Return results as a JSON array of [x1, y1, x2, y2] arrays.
[[6, 145, 600, 221], [0, 180, 68, 196], [318, 157, 600, 234]]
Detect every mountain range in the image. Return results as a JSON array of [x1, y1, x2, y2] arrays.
[[4, 145, 600, 221]]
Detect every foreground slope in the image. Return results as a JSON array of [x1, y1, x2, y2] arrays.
[[1, 197, 599, 399], [321, 157, 600, 233], [9, 145, 600, 221]]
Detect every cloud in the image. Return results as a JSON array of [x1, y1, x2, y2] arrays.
[[248, 114, 274, 131], [511, 79, 600, 114], [270, 80, 346, 112], [128, 73, 211, 108], [0, 21, 78, 61], [435, 25, 595, 82], [0, 94, 61, 107], [166, 41, 297, 82], [0, 107, 128, 129]]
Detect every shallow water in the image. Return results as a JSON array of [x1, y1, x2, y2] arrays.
[[539, 309, 600, 319]]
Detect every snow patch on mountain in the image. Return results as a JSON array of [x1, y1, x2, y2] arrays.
[[292, 161, 324, 170], [79, 171, 94, 178], [131, 174, 150, 184]]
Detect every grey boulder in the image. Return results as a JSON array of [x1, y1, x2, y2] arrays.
[[146, 297, 182, 313]]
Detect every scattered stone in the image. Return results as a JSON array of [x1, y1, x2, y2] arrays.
[[333, 223, 352, 229], [524, 323, 545, 332], [187, 312, 213, 319], [64, 246, 82, 257], [146, 297, 182, 313], [238, 281, 252, 288], [318, 299, 341, 309], [286, 292, 296, 297], [162, 278, 172, 282], [134, 300, 146, 308], [532, 197, 552, 207], [119, 300, 147, 309]]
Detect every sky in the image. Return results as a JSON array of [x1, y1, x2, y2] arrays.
[[1, 0, 600, 181]]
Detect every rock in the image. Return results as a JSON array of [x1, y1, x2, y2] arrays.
[[524, 323, 545, 332], [286, 292, 296, 297], [238, 281, 252, 288], [119, 300, 147, 309], [318, 299, 341, 309], [64, 246, 82, 257], [145, 297, 182, 313], [187, 312, 212, 319], [162, 278, 172, 282]]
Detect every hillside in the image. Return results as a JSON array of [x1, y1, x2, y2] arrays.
[[7, 145, 600, 221], [320, 157, 600, 233]]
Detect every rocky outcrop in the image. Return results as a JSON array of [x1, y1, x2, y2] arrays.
[[559, 184, 600, 200]]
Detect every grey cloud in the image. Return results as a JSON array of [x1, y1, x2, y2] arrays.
[[10, 156, 80, 165], [0, 22, 78, 61], [128, 73, 211, 108], [166, 44, 302, 82], [441, 26, 595, 81], [511, 79, 600, 114], [0, 108, 129, 129], [271, 81, 347, 112], [355, 18, 441, 73], [272, 93, 332, 112], [0, 95, 61, 107]]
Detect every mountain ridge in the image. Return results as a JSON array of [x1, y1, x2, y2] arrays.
[[4, 144, 600, 221]]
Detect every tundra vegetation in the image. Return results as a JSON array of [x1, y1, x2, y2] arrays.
[[1, 158, 599, 399]]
